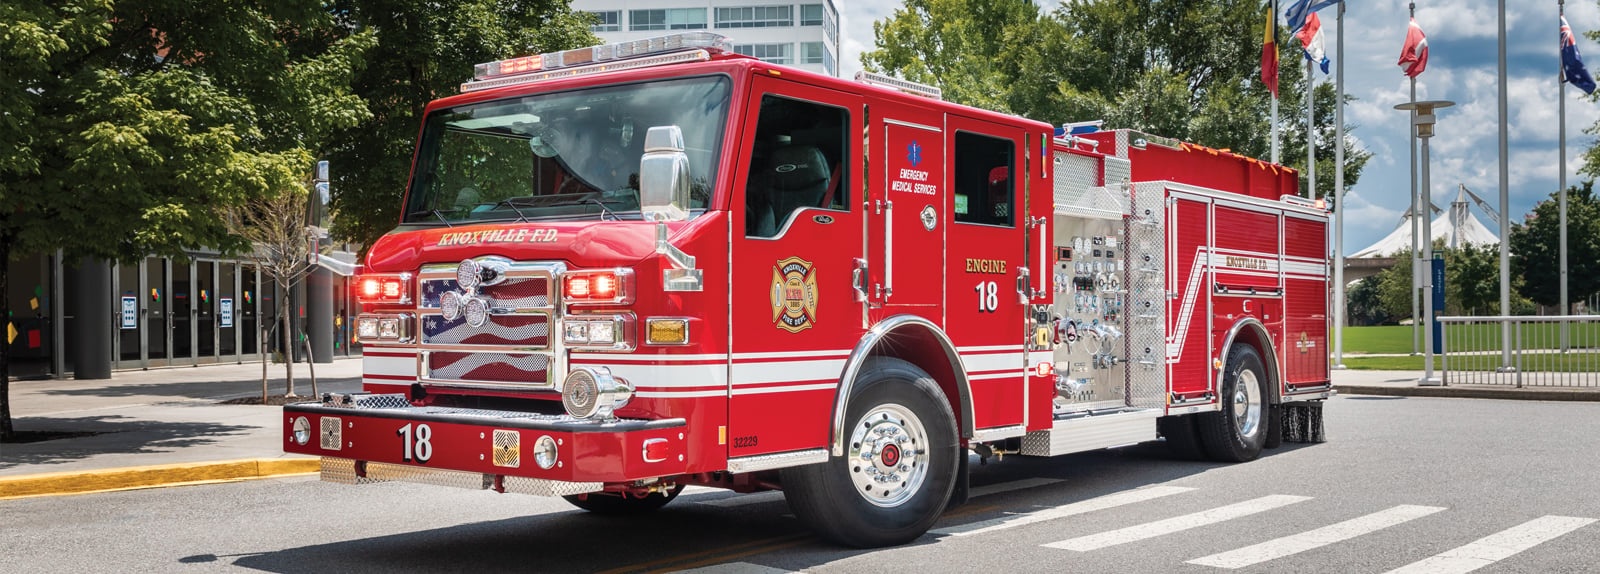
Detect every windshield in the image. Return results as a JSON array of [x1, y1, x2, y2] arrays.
[[403, 76, 731, 224]]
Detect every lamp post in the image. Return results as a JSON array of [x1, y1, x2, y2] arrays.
[[1395, 100, 1454, 386]]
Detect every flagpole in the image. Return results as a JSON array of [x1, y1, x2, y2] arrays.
[[1497, 0, 1512, 369], [1559, 0, 1570, 348], [1409, 2, 1420, 356], [1307, 57, 1316, 199], [1271, 0, 1281, 164], [1333, 0, 1346, 369]]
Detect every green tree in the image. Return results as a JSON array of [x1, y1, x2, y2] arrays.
[[1581, 16, 1600, 181], [1511, 182, 1600, 310], [862, 0, 1370, 199], [0, 0, 373, 440], [324, 0, 598, 251], [1346, 276, 1393, 326], [1448, 243, 1501, 315]]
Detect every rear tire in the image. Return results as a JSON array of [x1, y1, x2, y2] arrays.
[[781, 357, 959, 548], [1197, 344, 1269, 462], [564, 485, 684, 515]]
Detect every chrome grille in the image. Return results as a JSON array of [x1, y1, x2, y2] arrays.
[[426, 351, 550, 386], [422, 313, 550, 347]]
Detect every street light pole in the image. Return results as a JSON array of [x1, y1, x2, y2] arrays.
[[1396, 100, 1454, 387], [1333, 0, 1347, 370]]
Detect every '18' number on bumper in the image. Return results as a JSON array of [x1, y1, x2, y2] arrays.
[[397, 423, 433, 463]]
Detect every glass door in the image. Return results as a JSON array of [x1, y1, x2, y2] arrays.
[[146, 258, 169, 366], [219, 262, 238, 362], [242, 267, 260, 359], [115, 261, 144, 369], [196, 260, 217, 364], [171, 260, 194, 366]]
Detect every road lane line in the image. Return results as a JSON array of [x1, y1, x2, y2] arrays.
[[1042, 494, 1312, 552], [593, 534, 806, 574], [1382, 515, 1597, 574], [1187, 504, 1448, 569], [932, 485, 1197, 537], [968, 477, 1064, 498]]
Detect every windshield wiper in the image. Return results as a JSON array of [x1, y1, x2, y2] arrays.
[[430, 210, 455, 227], [494, 199, 531, 223], [584, 198, 619, 221]]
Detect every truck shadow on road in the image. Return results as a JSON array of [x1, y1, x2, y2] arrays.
[[0, 416, 253, 470], [221, 442, 1316, 573]]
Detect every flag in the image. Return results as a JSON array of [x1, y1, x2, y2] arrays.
[[1284, 0, 1342, 35], [1562, 16, 1596, 95], [1399, 17, 1429, 77], [1298, 12, 1330, 74], [1262, 2, 1279, 97]]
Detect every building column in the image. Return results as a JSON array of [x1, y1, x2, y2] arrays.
[[68, 256, 113, 379], [306, 267, 334, 363]]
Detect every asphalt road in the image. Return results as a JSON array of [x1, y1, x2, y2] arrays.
[[4, 395, 1598, 573]]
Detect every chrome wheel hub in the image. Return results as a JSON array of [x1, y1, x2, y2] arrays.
[[847, 403, 930, 508], [1233, 369, 1263, 439]]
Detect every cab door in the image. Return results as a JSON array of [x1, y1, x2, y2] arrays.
[[728, 75, 864, 457], [867, 102, 945, 317], [943, 115, 1030, 430]]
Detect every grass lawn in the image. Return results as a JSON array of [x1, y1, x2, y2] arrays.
[[1341, 324, 1600, 355]]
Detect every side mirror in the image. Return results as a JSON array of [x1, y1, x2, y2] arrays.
[[639, 126, 691, 222]]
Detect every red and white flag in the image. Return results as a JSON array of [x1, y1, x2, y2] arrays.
[[1399, 17, 1429, 77]]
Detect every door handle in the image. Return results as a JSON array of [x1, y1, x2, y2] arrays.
[[851, 258, 868, 303], [1015, 267, 1031, 304]]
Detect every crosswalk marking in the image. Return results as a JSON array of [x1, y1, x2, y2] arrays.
[[1382, 515, 1598, 574], [1042, 494, 1313, 552], [933, 486, 1197, 537], [1187, 504, 1448, 569], [697, 477, 1065, 509], [968, 477, 1063, 498]]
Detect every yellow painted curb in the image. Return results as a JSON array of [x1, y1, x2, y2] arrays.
[[0, 458, 320, 500]]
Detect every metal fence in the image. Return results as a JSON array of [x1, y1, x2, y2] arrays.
[[1439, 315, 1600, 387]]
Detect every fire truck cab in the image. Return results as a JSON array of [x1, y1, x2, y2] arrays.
[[284, 33, 1330, 548]]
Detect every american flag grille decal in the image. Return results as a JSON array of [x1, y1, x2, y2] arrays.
[[420, 276, 550, 309], [428, 352, 549, 385], [422, 313, 550, 347]]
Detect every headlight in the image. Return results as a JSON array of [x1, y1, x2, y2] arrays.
[[561, 367, 633, 420], [463, 296, 489, 328], [533, 435, 559, 469], [292, 416, 311, 445], [378, 318, 400, 338], [357, 318, 379, 339], [562, 315, 633, 350], [456, 259, 481, 291], [439, 290, 462, 321]]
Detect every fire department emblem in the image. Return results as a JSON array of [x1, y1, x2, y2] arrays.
[[771, 257, 819, 333]]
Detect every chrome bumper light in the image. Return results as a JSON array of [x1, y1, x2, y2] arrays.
[[561, 367, 633, 420], [562, 314, 635, 350]]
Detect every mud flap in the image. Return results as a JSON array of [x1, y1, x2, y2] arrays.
[[1281, 401, 1326, 443], [1263, 404, 1284, 449]]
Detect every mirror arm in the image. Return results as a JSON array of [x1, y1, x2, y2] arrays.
[[656, 218, 702, 292]]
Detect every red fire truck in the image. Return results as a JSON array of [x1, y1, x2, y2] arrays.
[[284, 32, 1331, 548]]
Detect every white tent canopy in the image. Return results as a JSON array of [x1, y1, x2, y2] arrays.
[[1351, 186, 1500, 258]]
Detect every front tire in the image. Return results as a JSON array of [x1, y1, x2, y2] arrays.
[[781, 358, 959, 548], [1197, 344, 1270, 462], [564, 485, 684, 515]]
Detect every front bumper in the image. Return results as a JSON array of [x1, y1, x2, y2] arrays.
[[283, 393, 688, 494]]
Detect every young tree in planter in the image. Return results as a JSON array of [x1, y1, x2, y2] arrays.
[[228, 181, 320, 400]]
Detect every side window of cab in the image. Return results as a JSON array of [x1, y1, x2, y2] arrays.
[[744, 95, 850, 238]]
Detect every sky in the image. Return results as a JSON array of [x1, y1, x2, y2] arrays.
[[832, 0, 1600, 254]]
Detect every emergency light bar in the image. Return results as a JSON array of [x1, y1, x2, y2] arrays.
[[463, 32, 733, 93], [853, 71, 943, 100]]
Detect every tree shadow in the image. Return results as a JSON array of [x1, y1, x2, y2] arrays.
[[39, 377, 363, 401], [0, 415, 254, 470], [222, 442, 1318, 573]]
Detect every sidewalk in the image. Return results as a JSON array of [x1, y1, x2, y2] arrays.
[[1, 359, 362, 481], [1330, 369, 1600, 401]]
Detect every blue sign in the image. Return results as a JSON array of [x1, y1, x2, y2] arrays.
[[121, 296, 137, 329], [1431, 257, 1445, 354], [907, 141, 922, 167], [220, 297, 234, 328]]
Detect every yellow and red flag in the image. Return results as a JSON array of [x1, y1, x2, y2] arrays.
[[1262, 1, 1279, 97]]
